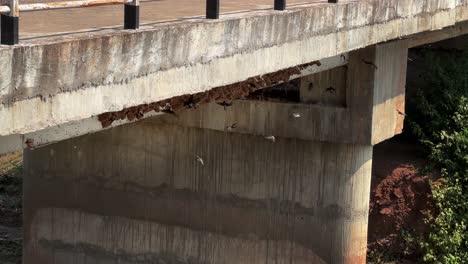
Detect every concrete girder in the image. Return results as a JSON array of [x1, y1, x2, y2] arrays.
[[23, 40, 407, 264], [150, 41, 408, 145], [0, 0, 467, 138], [0, 53, 348, 155]]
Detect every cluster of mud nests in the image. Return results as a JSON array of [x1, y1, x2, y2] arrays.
[[98, 61, 321, 128]]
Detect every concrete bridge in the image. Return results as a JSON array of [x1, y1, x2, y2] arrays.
[[1, 0, 467, 263]]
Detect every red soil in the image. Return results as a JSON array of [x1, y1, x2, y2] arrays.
[[368, 138, 437, 257]]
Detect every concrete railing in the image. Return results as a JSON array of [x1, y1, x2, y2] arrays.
[[0, 0, 341, 45]]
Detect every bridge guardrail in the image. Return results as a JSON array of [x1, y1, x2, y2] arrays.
[[0, 0, 340, 45]]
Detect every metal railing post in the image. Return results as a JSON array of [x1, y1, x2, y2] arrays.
[[124, 0, 139, 29], [274, 0, 285, 10], [206, 0, 219, 19], [1, 0, 19, 45]]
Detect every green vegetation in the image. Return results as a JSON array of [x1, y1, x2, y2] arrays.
[[367, 247, 401, 264], [0, 166, 23, 212], [0, 240, 22, 264], [0, 152, 23, 264], [406, 49, 468, 263]]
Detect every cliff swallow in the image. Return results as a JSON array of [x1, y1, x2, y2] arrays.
[[184, 97, 198, 109], [396, 109, 407, 116], [160, 103, 177, 116], [217, 101, 233, 110], [195, 155, 205, 166], [226, 123, 238, 131], [325, 87, 336, 94], [264, 136, 276, 143]]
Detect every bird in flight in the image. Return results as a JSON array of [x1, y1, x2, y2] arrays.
[[195, 155, 205, 166], [264, 136, 276, 143]]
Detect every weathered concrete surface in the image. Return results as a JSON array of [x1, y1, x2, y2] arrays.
[[409, 22, 468, 47], [24, 118, 373, 264], [22, 41, 409, 264], [0, 54, 347, 155], [154, 41, 408, 145], [1, 0, 468, 138]]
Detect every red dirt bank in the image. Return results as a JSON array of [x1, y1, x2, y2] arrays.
[[368, 138, 436, 260]]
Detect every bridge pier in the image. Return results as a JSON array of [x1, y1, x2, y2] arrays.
[[23, 40, 408, 264]]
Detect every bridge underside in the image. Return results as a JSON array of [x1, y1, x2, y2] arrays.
[[1, 1, 467, 263], [1, 0, 467, 146], [24, 41, 407, 264]]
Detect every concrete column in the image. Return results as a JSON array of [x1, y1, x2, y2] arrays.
[[23, 40, 408, 264], [24, 122, 372, 264]]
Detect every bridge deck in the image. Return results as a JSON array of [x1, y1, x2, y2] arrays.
[[20, 0, 324, 38]]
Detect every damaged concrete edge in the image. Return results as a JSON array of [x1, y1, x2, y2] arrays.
[[0, 54, 347, 155]]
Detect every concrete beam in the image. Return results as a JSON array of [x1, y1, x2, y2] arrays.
[[409, 21, 468, 48], [0, 40, 407, 154], [0, 53, 348, 155], [151, 40, 408, 145], [0, 0, 467, 137], [22, 40, 408, 264]]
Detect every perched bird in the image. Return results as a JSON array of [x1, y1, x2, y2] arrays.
[[25, 139, 34, 149], [291, 113, 301, 118], [217, 101, 233, 110], [160, 103, 177, 116], [325, 87, 336, 94], [195, 155, 205, 166], [184, 97, 198, 109], [226, 123, 238, 131], [264, 136, 276, 143]]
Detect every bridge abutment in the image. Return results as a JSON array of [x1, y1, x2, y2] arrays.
[[23, 40, 408, 264]]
